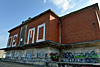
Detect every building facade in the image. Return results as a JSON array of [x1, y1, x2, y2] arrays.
[[1, 3, 100, 67]]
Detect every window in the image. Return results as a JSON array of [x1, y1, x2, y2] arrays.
[[19, 25, 27, 45], [36, 23, 45, 42], [27, 28, 35, 44]]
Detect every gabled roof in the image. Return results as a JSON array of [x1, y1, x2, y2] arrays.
[[8, 9, 59, 32], [8, 3, 99, 32], [61, 3, 99, 19]]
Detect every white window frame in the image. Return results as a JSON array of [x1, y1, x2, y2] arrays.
[[7, 36, 13, 47], [27, 27, 35, 44], [12, 34, 18, 47], [95, 10, 100, 28], [36, 23, 45, 42]]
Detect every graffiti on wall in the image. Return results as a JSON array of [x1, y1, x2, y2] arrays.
[[50, 52, 59, 61], [26, 53, 32, 59], [62, 51, 100, 63]]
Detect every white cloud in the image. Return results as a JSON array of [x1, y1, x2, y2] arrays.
[[49, 0, 75, 13], [69, 3, 75, 8], [44, 0, 46, 3], [87, 0, 100, 7], [66, 12, 70, 14]]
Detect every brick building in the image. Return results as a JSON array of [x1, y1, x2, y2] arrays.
[[1, 3, 100, 67]]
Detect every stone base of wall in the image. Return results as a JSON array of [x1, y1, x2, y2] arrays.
[[1, 58, 58, 67]]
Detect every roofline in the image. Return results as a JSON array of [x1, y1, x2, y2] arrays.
[[0, 40, 61, 51], [1, 40, 100, 51], [63, 39, 100, 46], [61, 3, 99, 19], [8, 3, 99, 32], [8, 9, 59, 32]]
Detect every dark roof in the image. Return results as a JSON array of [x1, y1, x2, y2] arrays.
[[8, 9, 59, 32], [61, 3, 99, 19], [0, 40, 61, 51]]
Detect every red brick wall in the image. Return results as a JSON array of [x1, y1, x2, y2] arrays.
[[48, 14, 59, 43], [25, 13, 59, 44], [7, 7, 100, 47], [61, 8, 100, 44], [7, 28, 21, 47], [39, 27, 43, 39], [7, 12, 60, 47], [25, 13, 50, 44]]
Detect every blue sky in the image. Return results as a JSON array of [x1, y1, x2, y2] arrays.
[[0, 0, 100, 48]]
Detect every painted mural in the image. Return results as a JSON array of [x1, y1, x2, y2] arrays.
[[6, 51, 59, 62], [50, 53, 59, 61], [62, 51, 100, 63], [6, 50, 100, 63]]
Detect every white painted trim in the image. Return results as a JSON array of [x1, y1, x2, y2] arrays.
[[27, 27, 35, 44], [7, 33, 10, 47], [36, 23, 45, 42], [7, 36, 13, 47], [18, 27, 22, 46], [95, 10, 100, 28], [7, 37, 10, 47], [12, 34, 18, 47], [59, 20, 61, 44]]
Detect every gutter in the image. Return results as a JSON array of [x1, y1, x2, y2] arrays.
[[59, 18, 61, 44]]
